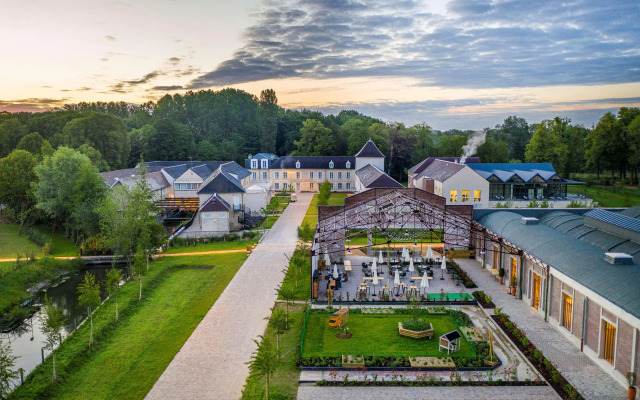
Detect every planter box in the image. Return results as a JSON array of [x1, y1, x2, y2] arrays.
[[342, 354, 365, 368], [409, 356, 455, 368], [460, 326, 485, 342], [398, 322, 434, 339]]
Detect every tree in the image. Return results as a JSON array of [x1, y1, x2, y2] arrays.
[[136, 119, 194, 161], [0, 119, 28, 157], [293, 119, 335, 156], [16, 132, 45, 155], [475, 138, 509, 163], [270, 309, 289, 355], [246, 336, 280, 400], [105, 267, 123, 322], [275, 285, 295, 328], [132, 248, 146, 300], [77, 272, 101, 347], [494, 116, 530, 161], [585, 113, 619, 179], [0, 150, 37, 230], [33, 147, 106, 241], [627, 115, 640, 185], [97, 166, 163, 272], [388, 125, 416, 181], [525, 117, 568, 167], [259, 89, 278, 153], [40, 296, 66, 382], [0, 341, 19, 399], [77, 144, 110, 172], [62, 112, 130, 169], [407, 123, 437, 164]]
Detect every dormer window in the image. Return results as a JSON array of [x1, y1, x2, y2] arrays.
[[251, 159, 258, 169], [261, 159, 268, 169], [296, 160, 301, 169], [329, 161, 334, 169], [345, 161, 351, 169]]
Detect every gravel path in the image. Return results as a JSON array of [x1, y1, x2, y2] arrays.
[[145, 193, 312, 400]]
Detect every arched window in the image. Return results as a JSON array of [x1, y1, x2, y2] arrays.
[[329, 161, 334, 169], [346, 161, 351, 169], [296, 160, 301, 169]]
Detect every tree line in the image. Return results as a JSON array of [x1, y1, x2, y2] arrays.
[[1, 89, 639, 185]]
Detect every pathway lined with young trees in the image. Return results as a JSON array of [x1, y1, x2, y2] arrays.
[[145, 193, 313, 400]]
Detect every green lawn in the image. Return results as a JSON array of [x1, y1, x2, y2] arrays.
[[163, 237, 259, 254], [302, 313, 474, 358], [242, 304, 305, 400], [568, 185, 640, 207], [11, 253, 247, 400], [0, 225, 78, 258], [279, 248, 311, 301]]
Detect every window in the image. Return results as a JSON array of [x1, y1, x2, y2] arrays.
[[251, 159, 258, 169], [283, 172, 288, 179], [346, 172, 351, 179], [296, 172, 301, 179], [532, 274, 541, 309], [338, 183, 343, 189], [318, 172, 323, 179], [251, 172, 257, 180], [262, 172, 268, 180], [462, 190, 469, 202], [296, 160, 301, 168], [296, 183, 300, 191], [275, 183, 279, 190], [329, 172, 334, 179], [562, 293, 573, 331], [261, 159, 268, 169], [449, 190, 458, 202], [310, 183, 314, 190], [309, 172, 314, 179], [346, 182, 351, 189], [346, 161, 351, 169], [329, 161, 334, 169], [603, 320, 616, 364], [338, 172, 342, 179], [175, 183, 199, 190], [218, 212, 226, 219], [474, 190, 481, 202], [331, 183, 335, 189], [274, 172, 279, 179], [510, 258, 517, 283]]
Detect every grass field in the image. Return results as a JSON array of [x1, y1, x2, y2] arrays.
[[163, 236, 259, 254], [11, 253, 247, 400], [302, 193, 350, 229], [0, 225, 77, 258], [242, 304, 306, 400], [278, 248, 311, 301], [568, 185, 640, 207], [302, 313, 474, 358]]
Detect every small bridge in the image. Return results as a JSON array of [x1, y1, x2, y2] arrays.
[[156, 197, 199, 212]]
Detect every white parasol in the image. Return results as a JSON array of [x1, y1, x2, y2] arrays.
[[324, 252, 331, 266], [333, 264, 339, 280], [440, 255, 447, 280], [402, 245, 408, 258], [409, 259, 415, 272], [378, 251, 384, 264], [420, 271, 429, 288], [426, 245, 434, 260], [394, 269, 400, 285], [372, 264, 380, 285]]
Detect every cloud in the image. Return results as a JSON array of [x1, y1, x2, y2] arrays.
[[188, 0, 640, 89], [105, 35, 116, 41], [0, 98, 70, 112], [169, 57, 181, 64], [125, 70, 161, 86], [149, 85, 183, 91]]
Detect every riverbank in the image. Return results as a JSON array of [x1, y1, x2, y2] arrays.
[[9, 252, 247, 399]]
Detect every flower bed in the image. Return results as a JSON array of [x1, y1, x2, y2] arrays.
[[472, 290, 496, 308], [492, 309, 583, 400], [398, 321, 434, 339], [342, 354, 365, 368], [460, 326, 485, 342], [409, 356, 454, 368], [449, 260, 477, 288]]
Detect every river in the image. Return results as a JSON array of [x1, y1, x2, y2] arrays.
[[3, 265, 124, 386]]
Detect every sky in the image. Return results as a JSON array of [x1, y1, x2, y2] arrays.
[[1, 0, 639, 130]]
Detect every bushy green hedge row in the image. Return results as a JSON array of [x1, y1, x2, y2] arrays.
[[170, 231, 258, 248], [25, 227, 54, 255]]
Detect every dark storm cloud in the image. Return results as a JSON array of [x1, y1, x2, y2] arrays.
[[188, 0, 640, 89], [149, 85, 183, 91]]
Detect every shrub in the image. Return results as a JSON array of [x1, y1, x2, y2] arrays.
[[25, 227, 54, 254], [400, 319, 431, 331]]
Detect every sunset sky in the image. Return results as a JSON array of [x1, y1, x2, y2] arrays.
[[1, 0, 639, 130]]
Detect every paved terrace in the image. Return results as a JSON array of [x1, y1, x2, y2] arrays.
[[146, 193, 313, 400], [298, 385, 560, 399], [455, 258, 626, 400]]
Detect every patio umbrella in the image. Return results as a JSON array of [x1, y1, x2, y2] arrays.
[[421, 271, 429, 289], [404, 253, 411, 263], [372, 264, 380, 285], [402, 245, 408, 258], [426, 245, 434, 260], [409, 259, 415, 273], [394, 269, 400, 285], [378, 251, 384, 264], [324, 252, 331, 266], [372, 258, 377, 273], [440, 255, 447, 280], [333, 264, 339, 280]]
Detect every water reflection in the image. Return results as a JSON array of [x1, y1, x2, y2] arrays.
[[3, 266, 124, 388]]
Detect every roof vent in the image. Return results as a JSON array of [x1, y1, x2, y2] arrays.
[[604, 252, 633, 265], [521, 217, 539, 225]]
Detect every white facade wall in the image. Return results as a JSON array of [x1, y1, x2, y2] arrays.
[[199, 211, 230, 233], [173, 169, 204, 198], [440, 168, 490, 208], [267, 168, 355, 192], [355, 156, 384, 172]]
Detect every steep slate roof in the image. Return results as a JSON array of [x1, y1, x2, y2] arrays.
[[477, 210, 640, 319], [101, 168, 140, 187], [162, 162, 228, 180], [137, 161, 189, 173], [270, 156, 355, 169], [355, 139, 385, 158], [198, 162, 248, 194], [245, 153, 279, 169], [415, 159, 466, 182], [408, 157, 481, 175], [355, 164, 404, 189], [114, 171, 169, 191], [199, 193, 230, 212]]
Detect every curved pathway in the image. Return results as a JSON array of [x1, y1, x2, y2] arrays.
[[145, 193, 312, 400]]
